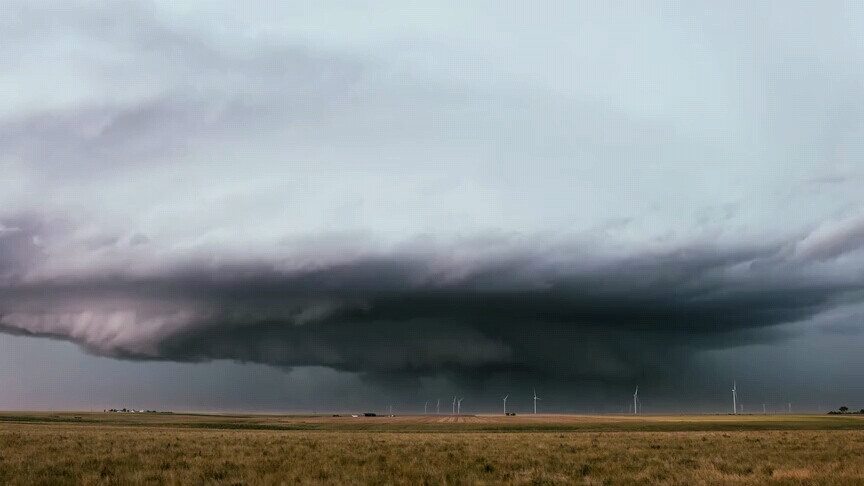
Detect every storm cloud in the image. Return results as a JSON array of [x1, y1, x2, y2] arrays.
[[2, 213, 863, 388], [1, 0, 864, 410]]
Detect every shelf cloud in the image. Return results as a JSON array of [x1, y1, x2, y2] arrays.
[[1, 0, 863, 409], [3, 213, 863, 387]]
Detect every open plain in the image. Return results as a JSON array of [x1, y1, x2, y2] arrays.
[[1, 412, 863, 485]]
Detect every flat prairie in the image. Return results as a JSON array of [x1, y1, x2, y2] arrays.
[[1, 412, 862, 485]]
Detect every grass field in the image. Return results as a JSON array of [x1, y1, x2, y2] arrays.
[[1, 412, 863, 485]]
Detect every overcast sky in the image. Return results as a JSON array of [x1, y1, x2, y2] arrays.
[[1, 0, 863, 413]]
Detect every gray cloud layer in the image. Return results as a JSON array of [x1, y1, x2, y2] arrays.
[[2, 1, 864, 407], [2, 213, 863, 388]]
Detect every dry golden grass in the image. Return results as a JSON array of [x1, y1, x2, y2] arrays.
[[1, 413, 863, 485]]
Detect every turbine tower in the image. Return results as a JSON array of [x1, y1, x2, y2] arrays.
[[633, 386, 639, 415], [503, 394, 509, 415], [732, 381, 737, 415], [457, 397, 463, 415], [533, 388, 541, 414], [452, 396, 457, 415], [424, 401, 428, 415], [437, 398, 440, 415]]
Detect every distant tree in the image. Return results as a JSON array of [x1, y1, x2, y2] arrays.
[[839, 406, 849, 413], [860, 409, 864, 414]]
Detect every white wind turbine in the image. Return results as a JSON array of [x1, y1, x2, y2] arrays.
[[533, 388, 541, 414], [503, 394, 509, 415], [437, 398, 440, 415], [424, 401, 428, 415], [457, 397, 463, 415], [732, 381, 737, 415], [633, 386, 639, 415], [452, 396, 457, 415]]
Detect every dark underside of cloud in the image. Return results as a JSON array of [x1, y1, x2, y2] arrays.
[[2, 214, 863, 389]]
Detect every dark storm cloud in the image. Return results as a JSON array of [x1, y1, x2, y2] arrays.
[[2, 213, 863, 386], [3, 1, 864, 410]]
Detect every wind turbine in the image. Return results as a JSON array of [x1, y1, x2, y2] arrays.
[[457, 397, 463, 415], [533, 388, 541, 414], [452, 396, 457, 415], [633, 386, 639, 415], [437, 398, 440, 415], [389, 404, 393, 416], [503, 394, 509, 415], [732, 381, 737, 415], [424, 401, 428, 415]]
